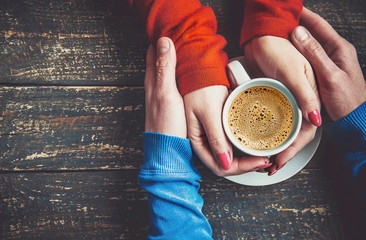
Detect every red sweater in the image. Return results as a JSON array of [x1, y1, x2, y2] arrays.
[[241, 0, 303, 46], [129, 0, 303, 95]]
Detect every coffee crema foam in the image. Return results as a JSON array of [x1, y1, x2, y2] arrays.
[[228, 86, 293, 150]]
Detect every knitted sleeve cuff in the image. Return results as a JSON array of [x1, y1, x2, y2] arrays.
[[240, 0, 303, 47], [140, 132, 197, 177], [326, 102, 366, 152]]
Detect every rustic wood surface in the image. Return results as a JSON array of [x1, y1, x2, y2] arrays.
[[0, 0, 365, 239]]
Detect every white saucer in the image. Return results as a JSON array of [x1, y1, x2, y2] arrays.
[[225, 126, 323, 186]]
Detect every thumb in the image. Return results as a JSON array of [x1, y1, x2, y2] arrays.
[[283, 64, 322, 127], [154, 37, 177, 91], [291, 26, 339, 89], [204, 116, 234, 171], [291, 26, 342, 125], [197, 87, 233, 170]]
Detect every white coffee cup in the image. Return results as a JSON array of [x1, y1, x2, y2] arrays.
[[222, 59, 302, 157]]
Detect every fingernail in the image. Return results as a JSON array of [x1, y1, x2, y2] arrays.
[[308, 110, 322, 127], [277, 163, 286, 171], [294, 26, 309, 42], [157, 38, 170, 54], [268, 170, 277, 176], [218, 152, 231, 170], [257, 163, 272, 169]]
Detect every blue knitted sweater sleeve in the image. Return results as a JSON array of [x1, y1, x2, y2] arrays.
[[327, 102, 366, 181], [138, 132, 213, 240]]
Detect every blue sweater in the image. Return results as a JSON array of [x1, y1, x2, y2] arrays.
[[138, 102, 366, 239], [327, 102, 366, 183], [138, 132, 213, 239]]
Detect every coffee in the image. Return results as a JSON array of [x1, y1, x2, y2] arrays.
[[228, 86, 293, 150]]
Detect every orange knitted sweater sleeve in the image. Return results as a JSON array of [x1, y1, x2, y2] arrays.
[[241, 0, 303, 47], [128, 0, 230, 95]]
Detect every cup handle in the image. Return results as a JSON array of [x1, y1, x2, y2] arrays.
[[227, 59, 251, 89]]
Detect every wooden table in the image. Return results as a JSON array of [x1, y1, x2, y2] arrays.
[[0, 0, 365, 239]]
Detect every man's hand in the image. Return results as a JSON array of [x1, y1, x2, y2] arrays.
[[145, 37, 187, 138], [291, 8, 366, 121]]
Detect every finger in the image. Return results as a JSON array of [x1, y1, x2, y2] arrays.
[[189, 131, 226, 174], [236, 156, 272, 174], [187, 111, 272, 176], [185, 85, 235, 171], [272, 55, 321, 127], [299, 7, 342, 53], [185, 112, 226, 172], [200, 118, 271, 175], [267, 121, 316, 175], [291, 26, 339, 86], [190, 132, 271, 176], [198, 103, 234, 171], [287, 68, 321, 127], [224, 156, 271, 176], [300, 7, 358, 72], [298, 8, 358, 76], [154, 37, 177, 91]]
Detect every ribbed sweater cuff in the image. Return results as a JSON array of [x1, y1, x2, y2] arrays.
[[240, 0, 303, 47], [140, 132, 196, 175], [178, 67, 230, 96], [327, 102, 366, 153]]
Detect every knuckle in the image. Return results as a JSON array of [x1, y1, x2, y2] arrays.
[[208, 136, 220, 148], [187, 133, 203, 143], [342, 40, 357, 57], [307, 126, 317, 139], [208, 136, 228, 154], [305, 39, 326, 59], [328, 71, 346, 85], [306, 95, 321, 109], [332, 38, 356, 58], [301, 125, 317, 143], [155, 57, 172, 86], [305, 129, 316, 143], [212, 165, 228, 177], [215, 170, 227, 177], [155, 56, 169, 70], [345, 40, 356, 53]]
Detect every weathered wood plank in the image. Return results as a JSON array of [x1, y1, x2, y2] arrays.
[[201, 169, 344, 240], [0, 0, 148, 86], [0, 86, 145, 171], [0, 170, 343, 239], [0, 0, 365, 86], [0, 170, 148, 239]]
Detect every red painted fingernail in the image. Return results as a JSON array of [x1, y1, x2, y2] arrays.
[[218, 152, 231, 170], [308, 110, 322, 127], [277, 163, 286, 171], [257, 163, 272, 169], [268, 170, 277, 176]]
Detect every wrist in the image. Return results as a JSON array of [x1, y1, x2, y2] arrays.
[[141, 132, 195, 174], [326, 102, 366, 152]]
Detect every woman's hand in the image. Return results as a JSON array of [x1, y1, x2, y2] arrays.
[[184, 85, 272, 176], [245, 36, 321, 174]]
